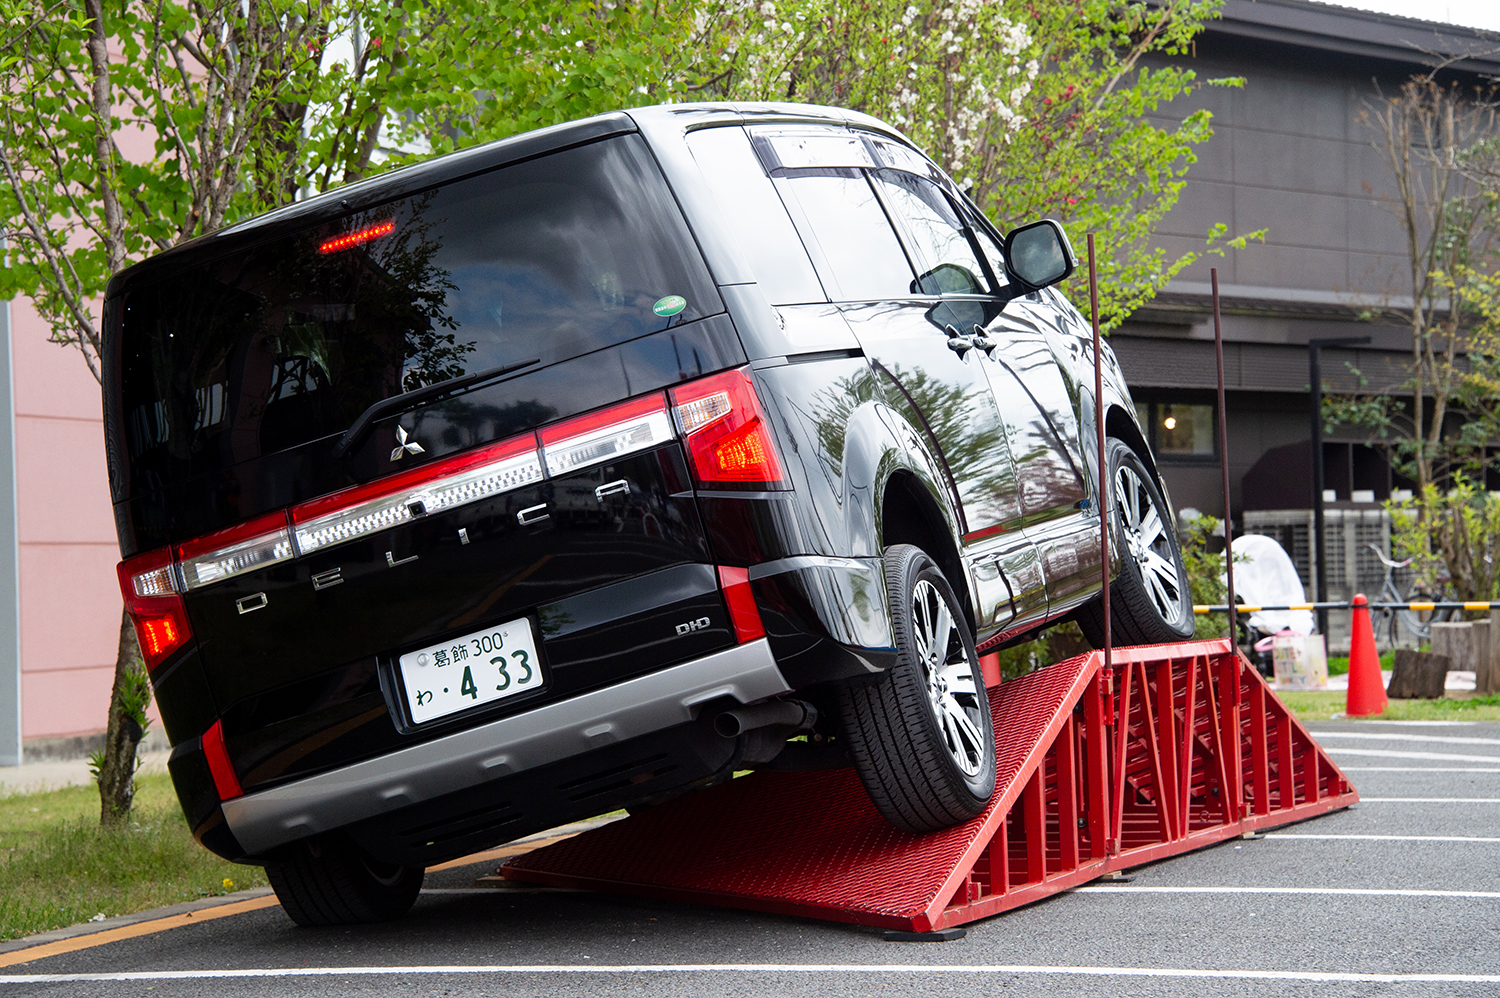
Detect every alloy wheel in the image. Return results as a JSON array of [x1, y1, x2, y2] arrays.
[[1114, 464, 1187, 628], [911, 578, 987, 777]]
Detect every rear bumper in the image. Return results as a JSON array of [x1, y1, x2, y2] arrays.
[[748, 555, 898, 684], [220, 638, 790, 857]]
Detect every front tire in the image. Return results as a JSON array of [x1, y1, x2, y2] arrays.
[[1080, 438, 1194, 647], [836, 545, 996, 833], [265, 834, 424, 927]]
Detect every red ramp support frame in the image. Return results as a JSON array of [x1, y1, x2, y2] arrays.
[[502, 639, 1357, 932]]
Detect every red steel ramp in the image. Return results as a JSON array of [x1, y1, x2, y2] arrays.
[[501, 638, 1357, 932]]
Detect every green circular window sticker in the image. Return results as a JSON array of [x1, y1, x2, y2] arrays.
[[653, 294, 687, 317]]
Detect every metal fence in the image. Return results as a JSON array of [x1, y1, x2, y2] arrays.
[[1242, 508, 1396, 603], [1240, 508, 1432, 649]]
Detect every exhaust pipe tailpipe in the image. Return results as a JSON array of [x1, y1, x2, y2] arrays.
[[714, 699, 817, 738]]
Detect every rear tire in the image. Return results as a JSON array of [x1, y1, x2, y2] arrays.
[[1079, 438, 1194, 648], [265, 835, 424, 927], [836, 545, 996, 833]]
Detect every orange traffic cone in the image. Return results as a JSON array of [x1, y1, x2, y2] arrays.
[[1345, 593, 1387, 717]]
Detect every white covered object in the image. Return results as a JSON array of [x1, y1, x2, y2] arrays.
[[1222, 533, 1316, 635]]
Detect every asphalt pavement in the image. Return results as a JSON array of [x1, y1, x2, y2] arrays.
[[2, 720, 1498, 997]]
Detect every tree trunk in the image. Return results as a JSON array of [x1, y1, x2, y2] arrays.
[[1387, 648, 1449, 699], [97, 608, 147, 828]]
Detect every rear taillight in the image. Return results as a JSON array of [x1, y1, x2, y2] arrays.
[[670, 368, 787, 488], [177, 512, 293, 591], [117, 548, 191, 672], [291, 435, 542, 555], [540, 394, 675, 477]]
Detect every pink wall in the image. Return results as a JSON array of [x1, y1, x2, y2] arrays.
[[11, 296, 125, 740], [10, 105, 184, 743]]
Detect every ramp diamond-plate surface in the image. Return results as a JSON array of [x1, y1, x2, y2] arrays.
[[503, 653, 1093, 923]]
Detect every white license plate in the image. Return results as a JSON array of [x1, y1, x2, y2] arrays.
[[398, 618, 544, 725]]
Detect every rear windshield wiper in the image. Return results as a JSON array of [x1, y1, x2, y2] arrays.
[[332, 357, 541, 459]]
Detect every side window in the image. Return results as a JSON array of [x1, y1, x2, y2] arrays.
[[775, 170, 915, 302], [685, 126, 826, 305], [873, 171, 988, 296]]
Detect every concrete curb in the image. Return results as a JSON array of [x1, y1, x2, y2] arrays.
[[0, 814, 621, 956], [0, 889, 276, 955]]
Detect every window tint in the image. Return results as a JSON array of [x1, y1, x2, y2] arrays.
[[1137, 401, 1215, 457], [775, 170, 914, 302], [873, 171, 987, 296], [968, 216, 1011, 292], [686, 126, 825, 305], [1156, 403, 1215, 456], [116, 134, 721, 478]]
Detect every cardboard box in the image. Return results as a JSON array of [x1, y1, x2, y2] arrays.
[[1273, 632, 1328, 690]]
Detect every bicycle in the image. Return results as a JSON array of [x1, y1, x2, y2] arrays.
[[1368, 543, 1453, 645]]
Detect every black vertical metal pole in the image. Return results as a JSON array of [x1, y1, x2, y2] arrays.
[[1308, 336, 1369, 638], [1212, 270, 1237, 644], [1088, 234, 1110, 674], [1310, 343, 1327, 638]]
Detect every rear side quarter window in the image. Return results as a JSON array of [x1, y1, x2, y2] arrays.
[[685, 126, 825, 306], [774, 170, 915, 303]]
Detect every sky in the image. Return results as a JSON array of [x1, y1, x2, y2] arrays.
[[1317, 0, 1500, 32]]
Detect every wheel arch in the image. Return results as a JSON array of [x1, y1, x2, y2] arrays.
[[1105, 403, 1160, 485], [877, 470, 975, 636], [841, 398, 975, 630]]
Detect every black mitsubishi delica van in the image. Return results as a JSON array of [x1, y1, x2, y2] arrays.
[[105, 102, 1194, 926]]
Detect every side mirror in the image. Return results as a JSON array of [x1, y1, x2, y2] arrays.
[[1002, 219, 1076, 293]]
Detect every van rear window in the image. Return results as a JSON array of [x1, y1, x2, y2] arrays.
[[113, 134, 721, 486]]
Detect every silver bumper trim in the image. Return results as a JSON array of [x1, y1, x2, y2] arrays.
[[221, 639, 789, 855]]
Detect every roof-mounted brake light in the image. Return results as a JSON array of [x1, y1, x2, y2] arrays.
[[318, 220, 395, 254]]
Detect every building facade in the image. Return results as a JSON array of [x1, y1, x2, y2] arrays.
[[1121, 0, 1500, 516], [1113, 0, 1500, 601], [0, 293, 126, 764]]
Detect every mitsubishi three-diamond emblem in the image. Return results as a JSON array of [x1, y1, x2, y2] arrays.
[[390, 425, 425, 462]]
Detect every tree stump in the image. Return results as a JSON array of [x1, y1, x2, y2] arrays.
[[1387, 649, 1450, 699], [1431, 621, 1475, 673], [1483, 613, 1500, 695]]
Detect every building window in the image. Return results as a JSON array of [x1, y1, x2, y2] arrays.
[[1158, 403, 1215, 456], [1135, 399, 1216, 460]]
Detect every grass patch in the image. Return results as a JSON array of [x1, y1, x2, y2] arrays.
[[1323, 650, 1396, 678], [0, 773, 266, 940], [1274, 690, 1500, 722]]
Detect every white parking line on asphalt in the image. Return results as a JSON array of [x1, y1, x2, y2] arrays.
[[1267, 833, 1500, 842], [1325, 748, 1500, 763], [1313, 720, 1481, 725], [1358, 797, 1500, 802], [1312, 732, 1500, 746], [2, 965, 1500, 985], [1340, 767, 1500, 772], [1076, 886, 1500, 898]]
